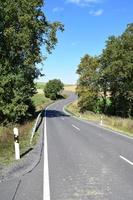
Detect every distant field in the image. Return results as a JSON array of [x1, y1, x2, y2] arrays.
[[64, 85, 76, 92], [36, 82, 76, 93], [37, 89, 44, 94], [36, 82, 45, 90]]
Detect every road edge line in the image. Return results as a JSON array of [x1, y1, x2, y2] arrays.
[[43, 108, 50, 200]]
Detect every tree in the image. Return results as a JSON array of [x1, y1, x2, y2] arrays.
[[44, 79, 64, 100], [76, 54, 100, 112], [99, 24, 133, 117], [76, 24, 133, 117], [0, 0, 64, 123]]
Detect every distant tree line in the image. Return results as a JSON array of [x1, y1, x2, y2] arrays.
[[76, 23, 133, 118], [0, 0, 64, 124]]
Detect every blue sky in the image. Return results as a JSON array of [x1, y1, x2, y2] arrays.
[[37, 0, 133, 84]]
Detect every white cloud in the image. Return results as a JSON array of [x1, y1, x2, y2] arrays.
[[66, 0, 102, 7], [89, 9, 103, 16], [52, 7, 64, 12]]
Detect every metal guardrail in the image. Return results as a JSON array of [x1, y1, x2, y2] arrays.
[[30, 112, 42, 145]]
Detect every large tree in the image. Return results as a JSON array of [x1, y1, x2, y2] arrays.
[[0, 0, 64, 123], [100, 24, 133, 117], [76, 54, 99, 112], [76, 24, 133, 117]]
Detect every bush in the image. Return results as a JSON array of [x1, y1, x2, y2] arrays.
[[44, 79, 64, 100]]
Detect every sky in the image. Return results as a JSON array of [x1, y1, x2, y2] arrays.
[[37, 0, 133, 84]]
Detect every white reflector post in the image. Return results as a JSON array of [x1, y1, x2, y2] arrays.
[[13, 127, 20, 160], [100, 115, 103, 126]]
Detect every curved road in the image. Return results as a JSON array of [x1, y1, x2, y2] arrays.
[[45, 93, 133, 200], [1, 93, 133, 200]]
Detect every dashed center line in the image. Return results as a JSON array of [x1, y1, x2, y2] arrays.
[[72, 124, 80, 131], [120, 155, 133, 166]]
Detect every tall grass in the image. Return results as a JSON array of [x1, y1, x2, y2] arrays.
[[66, 101, 133, 137], [32, 93, 52, 111], [0, 92, 52, 166], [0, 121, 34, 166]]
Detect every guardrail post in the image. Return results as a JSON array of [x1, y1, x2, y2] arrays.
[[13, 127, 20, 160]]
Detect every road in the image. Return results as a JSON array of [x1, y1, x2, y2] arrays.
[[0, 93, 133, 200], [0, 141, 43, 200], [45, 93, 133, 200]]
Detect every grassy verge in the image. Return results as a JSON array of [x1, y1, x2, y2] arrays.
[[36, 82, 45, 90], [66, 100, 133, 137], [0, 122, 34, 166], [32, 93, 53, 111], [0, 92, 52, 167]]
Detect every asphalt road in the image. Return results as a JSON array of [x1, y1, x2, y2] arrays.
[[1, 93, 133, 200], [0, 151, 43, 200], [0, 123, 44, 200], [45, 93, 133, 200]]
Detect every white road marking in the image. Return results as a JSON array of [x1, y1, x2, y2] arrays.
[[63, 103, 133, 141], [72, 124, 80, 131], [61, 117, 65, 120], [120, 155, 133, 166], [43, 108, 50, 200]]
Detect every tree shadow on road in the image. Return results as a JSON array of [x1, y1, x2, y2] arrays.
[[46, 110, 70, 118]]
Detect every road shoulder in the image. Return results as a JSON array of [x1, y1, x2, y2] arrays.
[[0, 120, 44, 183]]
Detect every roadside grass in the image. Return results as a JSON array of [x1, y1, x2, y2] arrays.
[[36, 82, 45, 90], [0, 122, 34, 166], [35, 82, 45, 95], [0, 84, 74, 167], [32, 93, 53, 111], [66, 100, 133, 137], [0, 92, 52, 167]]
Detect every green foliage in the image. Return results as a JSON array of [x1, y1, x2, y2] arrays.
[[66, 101, 133, 136], [99, 23, 133, 117], [44, 79, 64, 100], [77, 24, 133, 118], [76, 54, 99, 112], [32, 93, 52, 111], [0, 0, 64, 123], [36, 82, 46, 90]]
